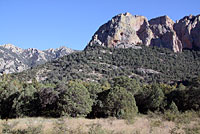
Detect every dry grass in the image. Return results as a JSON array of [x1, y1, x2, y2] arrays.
[[0, 115, 199, 134]]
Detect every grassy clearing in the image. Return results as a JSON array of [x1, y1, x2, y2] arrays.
[[0, 112, 200, 134]]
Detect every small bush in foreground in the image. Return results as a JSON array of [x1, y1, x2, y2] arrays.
[[58, 81, 93, 117], [102, 86, 138, 119]]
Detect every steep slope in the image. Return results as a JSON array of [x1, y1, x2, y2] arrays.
[[0, 44, 74, 74], [12, 45, 200, 83], [88, 13, 200, 52]]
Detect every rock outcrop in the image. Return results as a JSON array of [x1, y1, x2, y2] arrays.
[[174, 14, 200, 49], [88, 12, 200, 52], [89, 13, 148, 48], [149, 16, 182, 52], [0, 44, 74, 74]]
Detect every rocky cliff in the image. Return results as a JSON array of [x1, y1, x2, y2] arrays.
[[0, 44, 74, 74], [88, 13, 200, 52]]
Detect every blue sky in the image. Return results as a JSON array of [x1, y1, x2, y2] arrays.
[[0, 0, 199, 50]]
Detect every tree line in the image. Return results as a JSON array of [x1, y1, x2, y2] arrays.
[[0, 75, 200, 120]]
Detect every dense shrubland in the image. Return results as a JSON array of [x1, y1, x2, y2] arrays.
[[0, 74, 200, 120], [12, 45, 200, 84]]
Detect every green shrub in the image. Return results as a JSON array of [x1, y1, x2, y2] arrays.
[[102, 86, 138, 119], [13, 85, 41, 117], [39, 86, 60, 117], [168, 101, 179, 114], [163, 110, 178, 122], [112, 76, 141, 95], [82, 81, 103, 105], [58, 80, 93, 117], [135, 84, 165, 113], [169, 87, 200, 111], [0, 80, 20, 119]]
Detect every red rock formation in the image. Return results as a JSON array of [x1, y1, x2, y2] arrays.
[[149, 16, 182, 52], [88, 12, 200, 52], [174, 15, 200, 49]]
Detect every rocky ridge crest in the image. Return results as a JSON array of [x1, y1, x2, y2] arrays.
[[89, 13, 200, 52], [0, 44, 74, 74]]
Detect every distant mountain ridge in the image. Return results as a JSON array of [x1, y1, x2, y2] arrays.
[[0, 44, 74, 74], [88, 12, 200, 52]]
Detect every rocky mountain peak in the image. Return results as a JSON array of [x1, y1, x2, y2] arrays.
[[89, 13, 149, 49], [0, 44, 75, 74], [149, 15, 173, 25], [88, 13, 200, 52], [149, 15, 174, 26], [1, 44, 24, 53], [57, 46, 73, 52], [2, 43, 16, 48], [174, 14, 200, 49]]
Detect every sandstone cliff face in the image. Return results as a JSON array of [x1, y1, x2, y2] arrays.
[[174, 15, 200, 49], [89, 13, 148, 48], [89, 12, 200, 52], [149, 16, 182, 52], [0, 44, 74, 74]]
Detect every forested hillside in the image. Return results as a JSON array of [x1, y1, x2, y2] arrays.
[[12, 45, 200, 84]]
